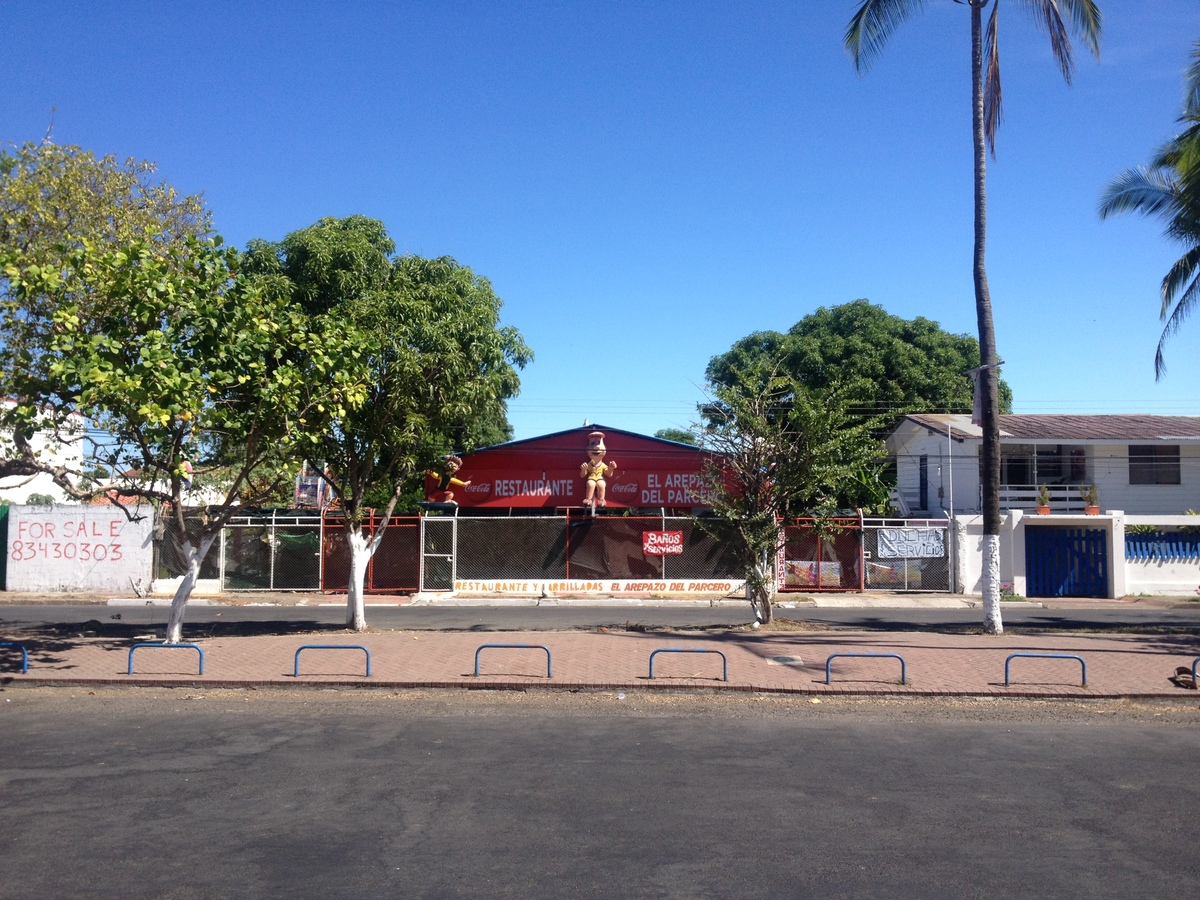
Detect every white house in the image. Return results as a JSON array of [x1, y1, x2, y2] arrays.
[[886, 414, 1200, 517]]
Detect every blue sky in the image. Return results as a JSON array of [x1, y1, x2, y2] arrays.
[[7, 1, 1200, 441]]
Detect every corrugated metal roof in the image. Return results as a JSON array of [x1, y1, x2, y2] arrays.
[[903, 413, 1200, 442]]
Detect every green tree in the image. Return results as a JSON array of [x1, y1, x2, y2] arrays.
[[654, 427, 697, 445], [0, 142, 210, 481], [1100, 40, 1200, 378], [700, 374, 881, 624], [707, 299, 1012, 423], [846, 0, 1101, 635], [3, 236, 364, 642], [244, 216, 532, 630]]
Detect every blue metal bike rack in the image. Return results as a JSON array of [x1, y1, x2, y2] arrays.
[[294, 644, 372, 677], [824, 652, 907, 685], [1191, 656, 1200, 685], [127, 642, 205, 675], [0, 641, 29, 674], [473, 643, 553, 677], [649, 648, 728, 682], [1004, 652, 1087, 687]]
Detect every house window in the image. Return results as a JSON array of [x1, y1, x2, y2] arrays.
[[1129, 445, 1180, 485]]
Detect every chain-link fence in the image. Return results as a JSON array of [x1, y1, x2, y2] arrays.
[[861, 518, 951, 592], [154, 509, 777, 593], [321, 513, 421, 593], [156, 509, 323, 591], [779, 518, 864, 591], [452, 515, 742, 583]]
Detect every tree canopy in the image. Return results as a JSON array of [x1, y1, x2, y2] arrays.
[[706, 300, 1012, 426], [700, 373, 882, 623], [2, 233, 363, 641], [243, 215, 532, 629], [0, 142, 213, 480], [654, 427, 697, 446]]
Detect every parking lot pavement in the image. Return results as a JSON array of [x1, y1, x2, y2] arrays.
[[4, 626, 1200, 698]]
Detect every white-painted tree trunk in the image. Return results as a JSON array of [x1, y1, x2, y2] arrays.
[[164, 532, 219, 644], [345, 527, 380, 632], [980, 532, 1003, 634], [749, 553, 774, 624]]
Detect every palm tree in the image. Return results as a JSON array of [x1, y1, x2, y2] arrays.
[[1100, 41, 1200, 379], [845, 0, 1101, 635]]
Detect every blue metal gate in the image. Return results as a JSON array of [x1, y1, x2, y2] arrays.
[[1025, 526, 1108, 598]]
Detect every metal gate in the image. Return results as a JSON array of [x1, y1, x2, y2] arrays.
[[421, 516, 456, 591], [861, 518, 951, 592], [779, 519, 863, 592], [1025, 526, 1108, 598]]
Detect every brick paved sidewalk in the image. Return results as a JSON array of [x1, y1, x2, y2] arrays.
[[4, 628, 1200, 699]]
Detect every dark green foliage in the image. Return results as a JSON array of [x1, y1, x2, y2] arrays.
[[654, 428, 697, 445], [706, 299, 1012, 424]]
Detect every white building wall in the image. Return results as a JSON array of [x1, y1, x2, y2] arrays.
[[1087, 443, 1200, 515], [894, 427, 979, 515]]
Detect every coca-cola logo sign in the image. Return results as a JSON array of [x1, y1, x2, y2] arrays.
[[643, 530, 684, 555], [464, 483, 492, 494], [611, 482, 639, 495]]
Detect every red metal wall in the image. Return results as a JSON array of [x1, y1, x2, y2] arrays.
[[425, 425, 714, 510]]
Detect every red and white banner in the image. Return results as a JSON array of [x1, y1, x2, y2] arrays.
[[643, 530, 684, 555]]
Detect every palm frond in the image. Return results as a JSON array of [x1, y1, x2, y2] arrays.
[[1098, 167, 1180, 221], [1015, 0, 1102, 80], [983, 2, 1003, 153], [1024, 0, 1074, 82], [1156, 269, 1200, 379], [1057, 0, 1102, 58], [845, 0, 928, 73], [1159, 243, 1200, 315], [1184, 41, 1200, 115]]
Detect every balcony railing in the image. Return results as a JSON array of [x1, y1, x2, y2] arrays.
[[890, 484, 1093, 515], [997, 484, 1090, 513]]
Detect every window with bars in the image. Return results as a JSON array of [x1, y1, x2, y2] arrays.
[[1128, 445, 1180, 485]]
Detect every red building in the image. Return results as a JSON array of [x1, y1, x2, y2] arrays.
[[424, 425, 713, 512]]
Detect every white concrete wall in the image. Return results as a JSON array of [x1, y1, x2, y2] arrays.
[[952, 514, 1018, 596], [6, 505, 153, 593], [1122, 514, 1200, 597], [1126, 560, 1200, 597]]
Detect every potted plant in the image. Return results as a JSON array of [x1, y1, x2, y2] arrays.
[[1036, 484, 1052, 515], [1079, 482, 1100, 515]]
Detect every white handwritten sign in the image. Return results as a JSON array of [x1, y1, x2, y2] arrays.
[[876, 528, 945, 559]]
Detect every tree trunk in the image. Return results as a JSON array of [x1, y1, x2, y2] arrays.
[[749, 553, 774, 624], [345, 527, 372, 631], [164, 531, 219, 644], [971, 0, 1003, 634]]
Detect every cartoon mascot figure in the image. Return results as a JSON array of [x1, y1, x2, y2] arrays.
[[430, 455, 470, 505], [580, 431, 617, 511]]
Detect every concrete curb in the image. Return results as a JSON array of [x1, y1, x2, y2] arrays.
[[5, 676, 1196, 701]]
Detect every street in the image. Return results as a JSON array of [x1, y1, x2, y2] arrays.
[[2, 689, 1198, 898]]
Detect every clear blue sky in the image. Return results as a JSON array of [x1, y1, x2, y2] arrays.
[[7, 1, 1200, 441]]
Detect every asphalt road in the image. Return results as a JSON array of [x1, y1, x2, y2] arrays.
[[3, 602, 1200, 637], [2, 690, 1198, 898]]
